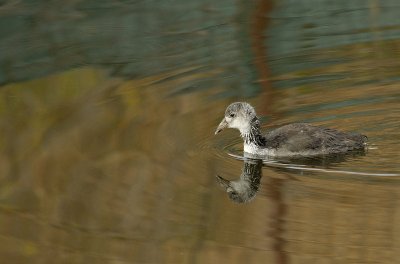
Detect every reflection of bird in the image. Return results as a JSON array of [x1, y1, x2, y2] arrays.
[[216, 159, 262, 203], [215, 102, 367, 157]]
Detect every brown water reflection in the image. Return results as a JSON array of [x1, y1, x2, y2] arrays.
[[0, 63, 399, 263], [1, 1, 400, 264]]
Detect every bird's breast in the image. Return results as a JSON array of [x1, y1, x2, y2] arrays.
[[244, 143, 275, 156]]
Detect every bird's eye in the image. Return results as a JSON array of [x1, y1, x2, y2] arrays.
[[229, 113, 235, 118]]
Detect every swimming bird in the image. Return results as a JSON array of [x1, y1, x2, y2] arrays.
[[215, 102, 367, 157]]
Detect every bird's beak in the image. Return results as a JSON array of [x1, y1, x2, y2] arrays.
[[216, 175, 231, 190], [215, 118, 228, 135]]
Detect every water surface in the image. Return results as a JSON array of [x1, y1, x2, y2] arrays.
[[0, 0, 400, 263]]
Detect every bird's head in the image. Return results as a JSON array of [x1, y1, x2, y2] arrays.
[[215, 102, 257, 136]]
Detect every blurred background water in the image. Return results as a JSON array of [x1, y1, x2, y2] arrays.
[[0, 0, 400, 263]]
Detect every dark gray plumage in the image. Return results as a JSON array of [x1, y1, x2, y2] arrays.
[[263, 123, 367, 154], [215, 102, 367, 157]]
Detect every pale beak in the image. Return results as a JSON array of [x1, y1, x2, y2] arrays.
[[215, 118, 228, 135], [216, 175, 231, 190]]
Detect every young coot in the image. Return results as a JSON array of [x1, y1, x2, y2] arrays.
[[215, 102, 367, 157]]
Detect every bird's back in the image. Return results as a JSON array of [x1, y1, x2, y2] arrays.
[[264, 123, 367, 156]]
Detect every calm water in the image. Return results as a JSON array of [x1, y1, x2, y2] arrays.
[[1, 1, 400, 263]]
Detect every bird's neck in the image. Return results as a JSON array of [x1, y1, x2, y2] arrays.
[[240, 117, 266, 148], [242, 160, 262, 188]]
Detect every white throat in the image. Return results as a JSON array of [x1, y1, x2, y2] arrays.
[[239, 127, 251, 137], [229, 117, 251, 135]]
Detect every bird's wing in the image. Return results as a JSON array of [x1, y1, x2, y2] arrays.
[[264, 123, 366, 153]]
